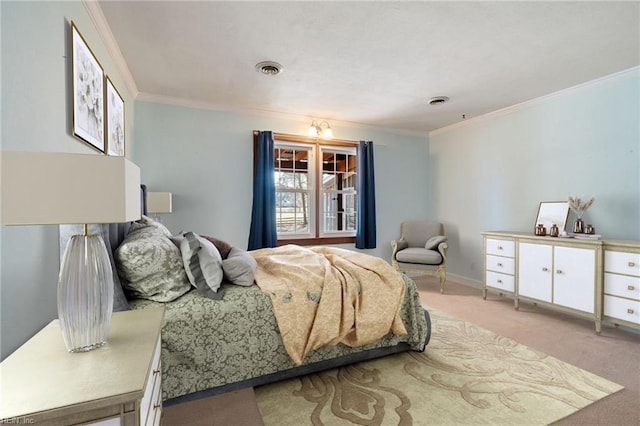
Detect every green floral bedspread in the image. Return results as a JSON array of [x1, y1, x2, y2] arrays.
[[129, 274, 428, 401]]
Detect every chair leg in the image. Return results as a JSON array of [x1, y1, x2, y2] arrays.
[[438, 268, 446, 294]]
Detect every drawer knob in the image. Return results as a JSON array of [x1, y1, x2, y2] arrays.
[[497, 263, 503, 267], [542, 267, 549, 272], [556, 269, 563, 274], [497, 246, 503, 250], [629, 261, 636, 267], [628, 285, 636, 291], [497, 279, 503, 284], [627, 308, 635, 315]]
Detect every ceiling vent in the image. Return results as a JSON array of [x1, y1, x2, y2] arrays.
[[428, 96, 450, 106], [255, 61, 283, 76]]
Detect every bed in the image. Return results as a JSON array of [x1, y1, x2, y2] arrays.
[[103, 186, 431, 406]]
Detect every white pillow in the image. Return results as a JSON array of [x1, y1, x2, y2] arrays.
[[180, 232, 225, 300]]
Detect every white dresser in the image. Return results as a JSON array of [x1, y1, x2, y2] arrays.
[[0, 307, 164, 425], [603, 241, 640, 329], [483, 236, 516, 298], [482, 231, 622, 333]]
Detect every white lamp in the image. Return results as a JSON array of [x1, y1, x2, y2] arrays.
[[147, 191, 172, 221], [1, 151, 141, 352]]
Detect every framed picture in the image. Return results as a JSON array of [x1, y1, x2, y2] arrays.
[[71, 21, 104, 152], [535, 201, 570, 233], [105, 77, 125, 156]]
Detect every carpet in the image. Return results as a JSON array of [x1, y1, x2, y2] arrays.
[[254, 307, 623, 426]]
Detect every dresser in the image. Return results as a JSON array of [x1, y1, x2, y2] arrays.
[[0, 307, 164, 425], [482, 231, 640, 333], [602, 240, 640, 329], [483, 236, 517, 300]]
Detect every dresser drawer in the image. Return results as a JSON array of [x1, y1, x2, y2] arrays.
[[149, 360, 162, 426], [604, 273, 640, 300], [605, 251, 640, 276], [486, 254, 514, 275], [485, 271, 515, 292], [486, 238, 515, 257], [604, 295, 640, 325], [141, 337, 162, 425]]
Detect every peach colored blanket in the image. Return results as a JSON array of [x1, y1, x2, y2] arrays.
[[250, 245, 407, 364]]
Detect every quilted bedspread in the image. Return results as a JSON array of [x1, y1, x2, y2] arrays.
[[129, 271, 428, 401], [251, 245, 408, 364]]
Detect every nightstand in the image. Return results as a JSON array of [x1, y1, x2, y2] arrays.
[[1, 307, 164, 425]]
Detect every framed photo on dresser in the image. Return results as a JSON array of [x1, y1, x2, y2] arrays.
[[534, 201, 570, 233]]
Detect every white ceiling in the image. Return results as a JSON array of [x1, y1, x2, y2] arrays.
[[97, 1, 640, 134]]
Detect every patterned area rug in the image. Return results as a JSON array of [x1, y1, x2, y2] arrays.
[[255, 307, 623, 425]]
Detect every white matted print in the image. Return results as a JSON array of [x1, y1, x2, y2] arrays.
[[71, 21, 104, 152], [106, 77, 125, 156]]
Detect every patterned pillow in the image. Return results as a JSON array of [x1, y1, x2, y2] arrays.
[[222, 247, 257, 286], [180, 232, 225, 300], [130, 215, 172, 237], [115, 220, 191, 302]]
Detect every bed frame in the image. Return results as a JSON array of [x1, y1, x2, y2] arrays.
[[106, 185, 431, 406]]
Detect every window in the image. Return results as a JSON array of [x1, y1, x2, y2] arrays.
[[274, 134, 357, 245]]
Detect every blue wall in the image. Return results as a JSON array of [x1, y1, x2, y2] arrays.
[[428, 69, 640, 284], [1, 1, 136, 359], [133, 101, 431, 259]]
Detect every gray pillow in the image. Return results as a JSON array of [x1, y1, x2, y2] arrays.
[[180, 232, 225, 300], [222, 247, 257, 287], [425, 235, 447, 250], [115, 220, 191, 302], [201, 235, 233, 259]]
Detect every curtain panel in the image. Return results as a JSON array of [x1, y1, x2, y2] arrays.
[[247, 131, 277, 250], [356, 141, 377, 249]]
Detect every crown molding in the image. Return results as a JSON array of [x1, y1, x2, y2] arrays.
[[429, 66, 640, 137], [82, 0, 138, 98], [136, 92, 429, 139]]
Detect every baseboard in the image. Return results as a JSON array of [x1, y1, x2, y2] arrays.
[[446, 273, 483, 289], [404, 271, 483, 289]]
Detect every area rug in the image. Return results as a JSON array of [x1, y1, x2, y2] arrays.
[[254, 307, 623, 425]]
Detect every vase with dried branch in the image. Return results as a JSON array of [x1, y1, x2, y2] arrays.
[[568, 196, 595, 233]]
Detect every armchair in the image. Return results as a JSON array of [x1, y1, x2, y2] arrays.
[[391, 221, 448, 293]]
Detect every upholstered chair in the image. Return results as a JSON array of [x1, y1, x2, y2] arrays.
[[391, 221, 448, 293]]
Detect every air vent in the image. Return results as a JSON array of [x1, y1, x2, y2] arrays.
[[428, 96, 450, 105], [255, 61, 283, 76]]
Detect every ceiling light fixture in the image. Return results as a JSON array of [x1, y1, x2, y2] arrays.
[[308, 120, 333, 139], [255, 61, 283, 76], [428, 96, 450, 106]]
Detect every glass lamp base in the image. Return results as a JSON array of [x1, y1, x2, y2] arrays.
[[58, 234, 114, 353]]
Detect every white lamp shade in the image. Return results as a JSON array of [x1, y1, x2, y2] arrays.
[[1, 151, 141, 225], [147, 192, 173, 214]]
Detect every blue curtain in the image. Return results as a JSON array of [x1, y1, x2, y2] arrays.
[[356, 141, 377, 249], [247, 131, 277, 250]]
